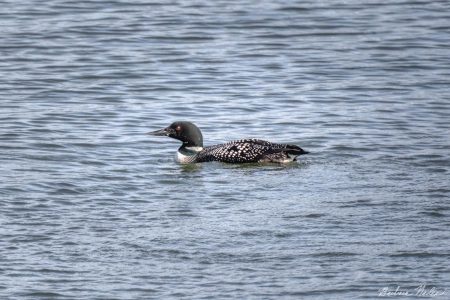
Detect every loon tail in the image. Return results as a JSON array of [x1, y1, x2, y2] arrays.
[[266, 144, 309, 156], [259, 144, 309, 163], [285, 144, 309, 156]]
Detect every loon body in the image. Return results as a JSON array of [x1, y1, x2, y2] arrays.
[[149, 121, 309, 164]]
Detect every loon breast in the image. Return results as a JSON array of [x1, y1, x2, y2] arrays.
[[177, 146, 203, 163]]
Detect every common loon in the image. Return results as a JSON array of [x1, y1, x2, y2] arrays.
[[149, 121, 309, 164]]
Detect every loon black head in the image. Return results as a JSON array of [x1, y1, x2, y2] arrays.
[[149, 121, 203, 148]]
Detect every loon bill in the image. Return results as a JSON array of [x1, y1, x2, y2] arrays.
[[148, 121, 309, 164]]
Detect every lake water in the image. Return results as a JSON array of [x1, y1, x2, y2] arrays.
[[1, 0, 449, 299]]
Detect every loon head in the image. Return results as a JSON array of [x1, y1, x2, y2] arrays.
[[149, 121, 203, 148]]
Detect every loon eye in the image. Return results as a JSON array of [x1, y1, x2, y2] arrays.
[[175, 125, 181, 132]]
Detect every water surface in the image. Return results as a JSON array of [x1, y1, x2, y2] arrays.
[[1, 0, 449, 299]]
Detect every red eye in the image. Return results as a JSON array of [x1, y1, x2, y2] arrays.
[[175, 126, 181, 131]]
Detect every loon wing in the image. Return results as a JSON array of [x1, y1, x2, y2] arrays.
[[197, 139, 301, 163], [254, 140, 305, 163]]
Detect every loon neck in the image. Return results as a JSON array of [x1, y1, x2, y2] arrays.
[[179, 145, 203, 155], [183, 139, 203, 148], [177, 145, 203, 163]]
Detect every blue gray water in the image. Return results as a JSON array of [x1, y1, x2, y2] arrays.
[[1, 0, 449, 299]]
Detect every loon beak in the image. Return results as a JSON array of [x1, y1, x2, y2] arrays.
[[147, 127, 175, 136]]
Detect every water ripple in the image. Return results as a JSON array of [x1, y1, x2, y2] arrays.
[[1, 0, 449, 299]]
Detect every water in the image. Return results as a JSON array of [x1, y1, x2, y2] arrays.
[[1, 0, 449, 299]]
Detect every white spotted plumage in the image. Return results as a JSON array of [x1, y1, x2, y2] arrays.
[[194, 139, 302, 163]]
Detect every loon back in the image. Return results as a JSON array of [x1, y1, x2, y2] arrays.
[[148, 121, 309, 164], [196, 139, 306, 163]]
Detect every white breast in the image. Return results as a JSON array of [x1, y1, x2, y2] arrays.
[[177, 151, 195, 163], [176, 146, 203, 164]]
